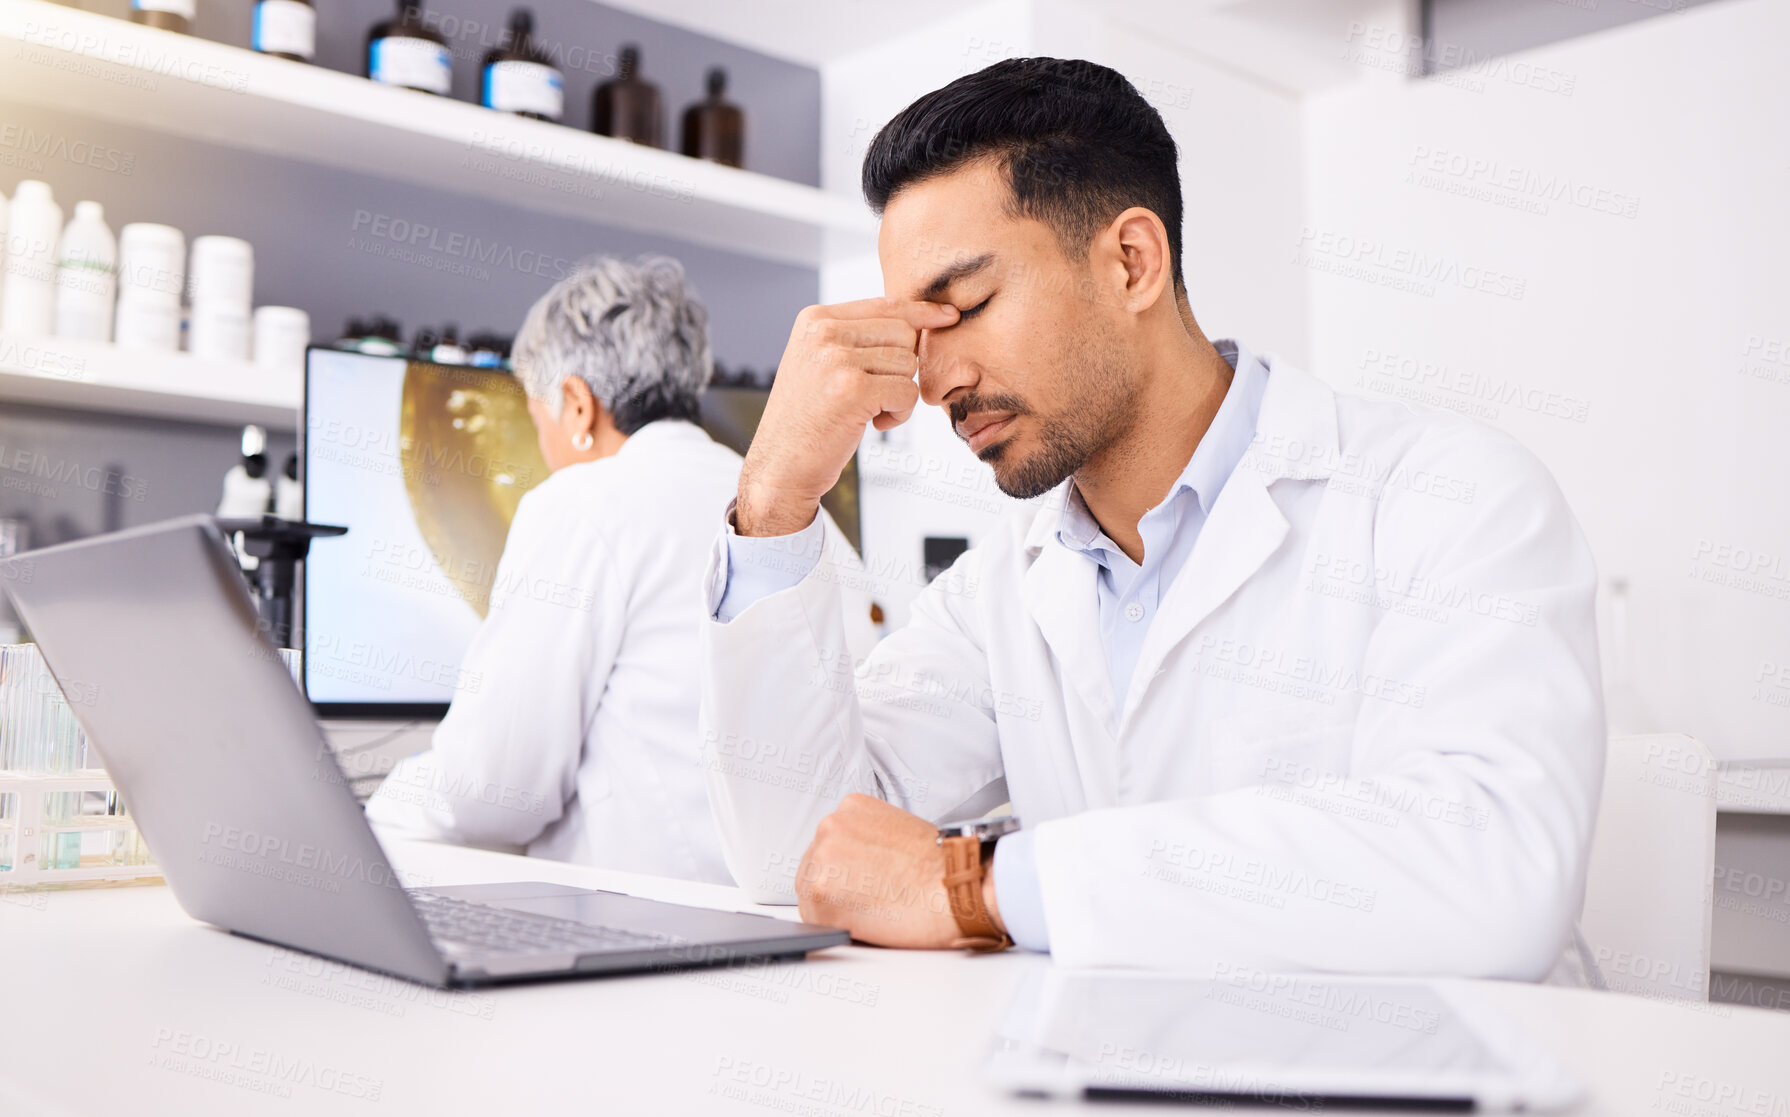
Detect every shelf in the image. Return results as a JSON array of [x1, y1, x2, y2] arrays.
[[0, 332, 298, 429], [0, 0, 877, 270]]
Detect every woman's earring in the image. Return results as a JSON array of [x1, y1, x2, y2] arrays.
[[572, 431, 594, 452]]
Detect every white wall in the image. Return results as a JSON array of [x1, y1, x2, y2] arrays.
[[821, 0, 1311, 624], [819, 2, 1038, 625], [1302, 0, 1790, 761]]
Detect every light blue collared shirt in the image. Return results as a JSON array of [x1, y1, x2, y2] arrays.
[[712, 340, 1272, 954]]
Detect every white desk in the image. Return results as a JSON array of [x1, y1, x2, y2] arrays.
[[2, 836, 1787, 1116]]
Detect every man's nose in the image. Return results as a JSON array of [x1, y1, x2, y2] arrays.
[[917, 329, 977, 407]]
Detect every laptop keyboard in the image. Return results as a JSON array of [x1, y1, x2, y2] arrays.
[[409, 890, 669, 955]]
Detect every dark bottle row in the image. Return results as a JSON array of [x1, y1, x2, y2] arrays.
[[126, 0, 747, 169]]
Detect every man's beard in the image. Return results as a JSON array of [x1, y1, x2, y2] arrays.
[[969, 327, 1136, 500]]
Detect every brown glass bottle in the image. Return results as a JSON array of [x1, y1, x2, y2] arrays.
[[253, 0, 317, 63], [481, 9, 564, 122], [130, 0, 195, 34], [592, 45, 662, 147], [365, 0, 453, 96], [681, 67, 745, 168]]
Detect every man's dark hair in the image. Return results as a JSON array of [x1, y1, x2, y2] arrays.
[[862, 57, 1184, 294]]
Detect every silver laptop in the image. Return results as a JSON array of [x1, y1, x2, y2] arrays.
[[0, 515, 847, 988]]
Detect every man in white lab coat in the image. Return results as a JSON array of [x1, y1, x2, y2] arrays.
[[699, 58, 1605, 977], [367, 256, 872, 883]]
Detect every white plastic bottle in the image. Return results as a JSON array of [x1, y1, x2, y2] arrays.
[[188, 235, 254, 361], [115, 222, 186, 352], [2, 180, 63, 337], [54, 201, 119, 342]]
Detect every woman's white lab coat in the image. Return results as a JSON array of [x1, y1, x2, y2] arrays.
[[700, 356, 1605, 979], [369, 420, 753, 883]]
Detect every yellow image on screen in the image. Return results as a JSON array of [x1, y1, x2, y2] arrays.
[[399, 362, 547, 618]]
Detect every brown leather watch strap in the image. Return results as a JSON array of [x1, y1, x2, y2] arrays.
[[939, 834, 1012, 952]]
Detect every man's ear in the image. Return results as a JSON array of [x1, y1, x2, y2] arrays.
[[1108, 206, 1173, 314]]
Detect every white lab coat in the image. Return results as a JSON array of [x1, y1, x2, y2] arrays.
[[700, 354, 1605, 979], [368, 420, 768, 883]]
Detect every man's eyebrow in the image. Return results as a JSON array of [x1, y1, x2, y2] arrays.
[[915, 253, 995, 302]]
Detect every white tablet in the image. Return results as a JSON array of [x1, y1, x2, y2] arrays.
[[985, 968, 1584, 1112]]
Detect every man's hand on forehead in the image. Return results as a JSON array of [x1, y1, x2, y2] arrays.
[[735, 296, 958, 537]]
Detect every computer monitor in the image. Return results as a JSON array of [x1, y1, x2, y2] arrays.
[[301, 349, 860, 718]]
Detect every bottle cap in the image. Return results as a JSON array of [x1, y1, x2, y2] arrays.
[[74, 200, 105, 222], [13, 180, 54, 204], [120, 222, 185, 250], [254, 305, 311, 331]]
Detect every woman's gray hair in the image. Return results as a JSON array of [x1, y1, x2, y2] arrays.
[[512, 254, 713, 435]]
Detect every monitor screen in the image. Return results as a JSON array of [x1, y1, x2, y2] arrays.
[[301, 351, 862, 716], [302, 349, 548, 713]]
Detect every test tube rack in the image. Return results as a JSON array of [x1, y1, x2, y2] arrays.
[[0, 770, 159, 888]]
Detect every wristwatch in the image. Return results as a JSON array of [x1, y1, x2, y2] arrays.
[[937, 815, 1021, 952]]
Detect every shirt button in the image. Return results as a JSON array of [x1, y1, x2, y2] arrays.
[[1124, 602, 1145, 622]]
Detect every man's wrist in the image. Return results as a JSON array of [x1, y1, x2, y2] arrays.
[[734, 478, 822, 539]]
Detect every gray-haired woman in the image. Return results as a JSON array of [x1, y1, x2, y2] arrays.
[[368, 255, 753, 883]]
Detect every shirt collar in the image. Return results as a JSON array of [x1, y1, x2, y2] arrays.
[[613, 417, 705, 458], [1053, 338, 1270, 560]]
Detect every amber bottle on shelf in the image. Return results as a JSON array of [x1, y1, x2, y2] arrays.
[[481, 9, 565, 122], [365, 0, 453, 96], [681, 67, 744, 168], [592, 45, 662, 147], [130, 0, 194, 34]]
